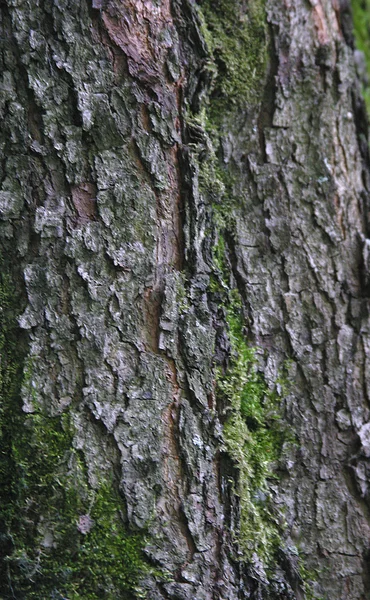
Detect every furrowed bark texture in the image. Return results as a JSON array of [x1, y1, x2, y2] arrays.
[[1, 0, 370, 599]]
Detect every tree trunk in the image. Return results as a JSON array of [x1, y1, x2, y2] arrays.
[[1, 0, 370, 598]]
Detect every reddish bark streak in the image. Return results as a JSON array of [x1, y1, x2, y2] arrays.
[[311, 1, 330, 45], [161, 359, 196, 561], [95, 0, 192, 566], [71, 183, 97, 224]]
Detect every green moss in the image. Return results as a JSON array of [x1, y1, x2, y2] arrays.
[[352, 0, 370, 113], [201, 153, 291, 561], [298, 554, 326, 600], [192, 67, 285, 560], [217, 291, 285, 561], [196, 0, 268, 120], [0, 263, 153, 599], [0, 260, 28, 584], [2, 407, 153, 599]]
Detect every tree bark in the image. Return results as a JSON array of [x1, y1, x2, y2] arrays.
[[1, 0, 370, 599]]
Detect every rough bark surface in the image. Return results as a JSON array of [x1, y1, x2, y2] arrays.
[[1, 0, 370, 599]]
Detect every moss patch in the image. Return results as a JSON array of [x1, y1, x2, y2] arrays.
[[0, 262, 28, 592], [298, 553, 326, 600], [4, 412, 150, 599], [189, 5, 284, 557], [0, 264, 152, 599], [352, 0, 370, 113], [217, 291, 286, 561], [196, 0, 267, 121]]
